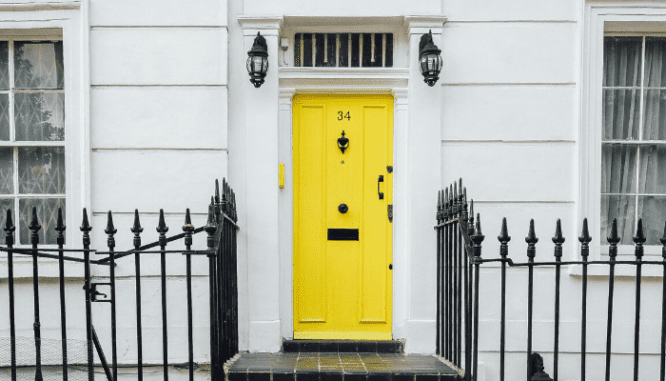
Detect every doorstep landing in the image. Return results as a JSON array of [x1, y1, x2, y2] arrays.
[[225, 352, 461, 381]]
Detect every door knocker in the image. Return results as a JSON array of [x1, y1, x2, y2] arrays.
[[337, 131, 349, 154]]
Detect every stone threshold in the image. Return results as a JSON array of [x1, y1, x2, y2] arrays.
[[282, 340, 405, 354], [225, 352, 461, 381]]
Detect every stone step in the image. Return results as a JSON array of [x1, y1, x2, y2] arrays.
[[225, 352, 461, 381], [281, 340, 404, 354]]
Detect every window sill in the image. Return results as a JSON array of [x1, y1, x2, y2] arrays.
[[0, 256, 85, 279], [568, 263, 665, 278]]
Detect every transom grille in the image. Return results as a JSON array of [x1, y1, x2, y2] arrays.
[[294, 33, 393, 68]]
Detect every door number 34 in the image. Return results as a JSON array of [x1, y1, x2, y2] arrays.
[[337, 111, 351, 121]]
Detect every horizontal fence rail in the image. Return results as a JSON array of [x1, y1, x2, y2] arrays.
[[436, 178, 666, 381], [1, 179, 239, 381]]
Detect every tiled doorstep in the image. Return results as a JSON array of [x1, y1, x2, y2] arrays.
[[225, 352, 462, 381]]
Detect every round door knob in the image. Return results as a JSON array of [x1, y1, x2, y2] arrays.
[[338, 203, 348, 214]]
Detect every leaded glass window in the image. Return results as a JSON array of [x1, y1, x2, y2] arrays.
[[0, 39, 65, 245]]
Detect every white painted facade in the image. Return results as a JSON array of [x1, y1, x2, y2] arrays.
[[0, 1, 665, 380]]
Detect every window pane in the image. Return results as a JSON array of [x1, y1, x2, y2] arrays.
[[644, 37, 666, 88], [0, 93, 9, 141], [19, 198, 65, 245], [603, 89, 641, 140], [643, 89, 666, 140], [14, 41, 64, 90], [637, 196, 666, 245], [0, 147, 12, 194], [601, 144, 637, 194], [0, 41, 8, 90], [603, 37, 642, 87], [601, 195, 636, 245], [14, 92, 65, 141], [638, 145, 666, 194], [18, 147, 65, 194]]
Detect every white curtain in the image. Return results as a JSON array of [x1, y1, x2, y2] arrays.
[[602, 37, 666, 245]]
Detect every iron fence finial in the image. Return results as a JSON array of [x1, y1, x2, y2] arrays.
[[553, 219, 565, 245], [498, 217, 511, 244], [157, 209, 169, 235], [105, 211, 117, 235], [4, 209, 14, 246]]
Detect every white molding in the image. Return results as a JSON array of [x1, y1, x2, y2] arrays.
[[0, 1, 81, 11], [404, 15, 447, 35], [0, 2, 89, 278], [279, 67, 409, 80], [238, 15, 283, 36], [581, 3, 666, 262]]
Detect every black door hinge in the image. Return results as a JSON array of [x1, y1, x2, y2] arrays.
[[387, 166, 393, 173], [388, 204, 393, 223]]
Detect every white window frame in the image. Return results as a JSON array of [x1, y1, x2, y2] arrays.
[[0, 2, 90, 276]]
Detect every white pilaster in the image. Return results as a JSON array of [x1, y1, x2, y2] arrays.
[[239, 16, 284, 352], [404, 15, 446, 354]]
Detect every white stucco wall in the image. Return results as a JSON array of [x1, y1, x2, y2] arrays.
[[0, 0, 228, 379]]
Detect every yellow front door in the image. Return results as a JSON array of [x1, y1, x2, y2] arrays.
[[293, 94, 393, 340]]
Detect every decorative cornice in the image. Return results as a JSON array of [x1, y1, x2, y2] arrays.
[[404, 15, 447, 33], [238, 15, 284, 34]]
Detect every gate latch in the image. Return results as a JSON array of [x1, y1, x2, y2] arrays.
[[388, 204, 393, 223]]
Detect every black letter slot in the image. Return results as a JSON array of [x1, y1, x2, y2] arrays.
[[327, 228, 359, 241]]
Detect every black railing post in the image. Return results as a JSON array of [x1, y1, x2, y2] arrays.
[[131, 210, 144, 381], [632, 219, 645, 381], [29, 207, 44, 381], [157, 209, 170, 381], [182, 209, 195, 381], [104, 211, 118, 381], [5, 210, 16, 381], [465, 200, 474, 381], [231, 189, 239, 355], [470, 212, 484, 381], [498, 218, 511, 381], [205, 199, 219, 380], [578, 218, 591, 381], [436, 190, 442, 356], [525, 219, 538, 381], [552, 220, 564, 381], [605, 218, 620, 381], [80, 208, 94, 381], [55, 209, 68, 381]]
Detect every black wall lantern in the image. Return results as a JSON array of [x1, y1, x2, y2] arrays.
[[247, 32, 269, 88], [419, 30, 442, 87]]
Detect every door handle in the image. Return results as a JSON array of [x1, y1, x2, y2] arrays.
[[378, 175, 384, 200]]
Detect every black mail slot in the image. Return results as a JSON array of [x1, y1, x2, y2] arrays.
[[327, 228, 359, 241]]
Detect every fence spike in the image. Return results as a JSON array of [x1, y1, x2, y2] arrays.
[[461, 188, 469, 225], [5, 209, 14, 246], [131, 209, 143, 234], [553, 219, 565, 245], [471, 213, 485, 256], [453, 182, 459, 215], [660, 221, 666, 248], [156, 209, 169, 235], [449, 184, 454, 216], [468, 199, 475, 236], [607, 218, 620, 246], [634, 218, 646, 245], [579, 218, 592, 244], [215, 179, 220, 204], [437, 191, 442, 222], [183, 208, 193, 229], [79, 208, 91, 232], [205, 199, 216, 233], [526, 219, 538, 244], [232, 190, 238, 221], [29, 206, 41, 232], [55, 208, 66, 232], [105, 211, 117, 235], [444, 188, 449, 220], [498, 217, 511, 243]]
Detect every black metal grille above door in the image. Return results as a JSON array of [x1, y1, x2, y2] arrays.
[[294, 33, 393, 68]]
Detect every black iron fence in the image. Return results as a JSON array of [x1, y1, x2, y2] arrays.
[[436, 178, 666, 381], [1, 179, 239, 381]]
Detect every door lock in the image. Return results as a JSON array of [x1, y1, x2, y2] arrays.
[[338, 203, 348, 214]]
